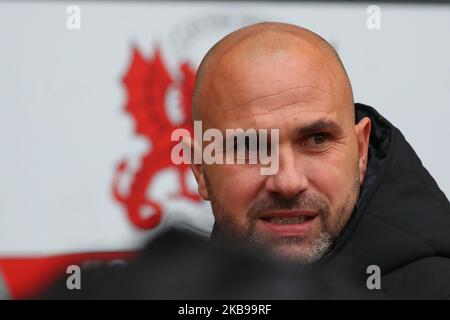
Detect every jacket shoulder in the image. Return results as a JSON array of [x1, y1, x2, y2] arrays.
[[383, 256, 450, 299]]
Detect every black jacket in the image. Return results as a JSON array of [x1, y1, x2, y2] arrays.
[[328, 103, 450, 299], [211, 103, 450, 299]]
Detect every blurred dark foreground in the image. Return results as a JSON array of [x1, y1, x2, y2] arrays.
[[40, 228, 383, 300]]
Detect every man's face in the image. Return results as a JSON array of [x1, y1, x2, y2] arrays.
[[193, 43, 370, 264]]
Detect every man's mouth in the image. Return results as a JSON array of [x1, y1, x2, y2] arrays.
[[259, 211, 318, 236]]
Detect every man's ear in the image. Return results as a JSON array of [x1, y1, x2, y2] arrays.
[[187, 136, 210, 201], [355, 117, 371, 184]]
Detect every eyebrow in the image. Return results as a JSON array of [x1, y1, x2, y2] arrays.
[[296, 119, 343, 137]]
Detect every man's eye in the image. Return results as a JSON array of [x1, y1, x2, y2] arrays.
[[303, 133, 329, 147]]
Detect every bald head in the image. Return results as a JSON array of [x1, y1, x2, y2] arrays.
[[192, 22, 354, 122]]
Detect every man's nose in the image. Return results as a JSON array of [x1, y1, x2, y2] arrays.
[[264, 145, 309, 198]]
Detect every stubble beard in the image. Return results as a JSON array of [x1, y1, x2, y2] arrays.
[[206, 170, 360, 265]]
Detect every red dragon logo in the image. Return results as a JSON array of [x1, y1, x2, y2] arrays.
[[112, 48, 201, 230]]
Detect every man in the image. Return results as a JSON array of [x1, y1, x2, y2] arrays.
[[190, 22, 450, 299]]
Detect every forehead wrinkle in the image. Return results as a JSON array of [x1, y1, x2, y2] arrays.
[[223, 89, 336, 124], [230, 85, 334, 112], [223, 106, 337, 127]]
